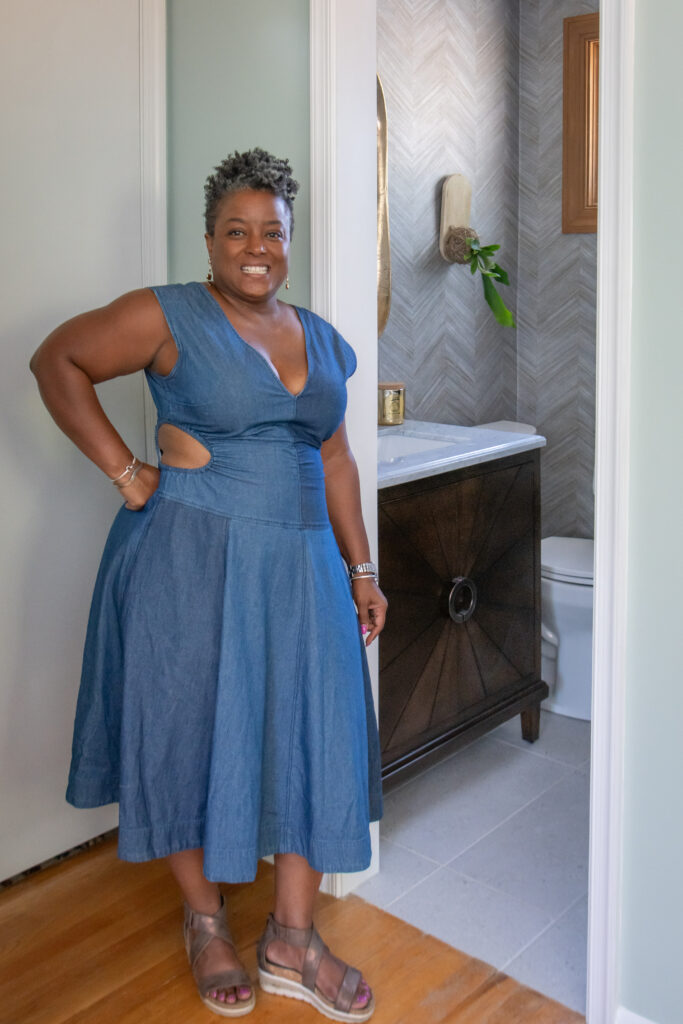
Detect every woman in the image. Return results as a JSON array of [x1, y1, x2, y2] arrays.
[[30, 148, 386, 1021]]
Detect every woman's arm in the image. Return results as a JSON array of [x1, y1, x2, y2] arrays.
[[30, 288, 174, 508], [321, 421, 388, 645]]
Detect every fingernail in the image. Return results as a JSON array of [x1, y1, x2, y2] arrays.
[[361, 624, 368, 634]]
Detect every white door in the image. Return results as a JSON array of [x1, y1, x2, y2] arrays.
[[0, 0, 155, 879]]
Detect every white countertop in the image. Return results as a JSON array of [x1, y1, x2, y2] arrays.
[[378, 420, 546, 488]]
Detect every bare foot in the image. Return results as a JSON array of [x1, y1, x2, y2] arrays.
[[266, 935, 371, 1010]]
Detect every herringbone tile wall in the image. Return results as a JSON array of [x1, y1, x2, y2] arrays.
[[378, 0, 598, 539], [517, 0, 598, 539]]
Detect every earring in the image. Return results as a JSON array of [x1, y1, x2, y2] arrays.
[[285, 275, 290, 290], [206, 257, 213, 282]]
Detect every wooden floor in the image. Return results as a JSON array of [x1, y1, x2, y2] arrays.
[[0, 838, 584, 1024]]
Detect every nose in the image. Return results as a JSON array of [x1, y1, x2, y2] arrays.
[[246, 232, 266, 254]]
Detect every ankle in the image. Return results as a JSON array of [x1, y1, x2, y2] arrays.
[[272, 911, 313, 932], [186, 889, 222, 917]]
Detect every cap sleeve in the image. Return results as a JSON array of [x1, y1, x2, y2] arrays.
[[337, 331, 358, 380]]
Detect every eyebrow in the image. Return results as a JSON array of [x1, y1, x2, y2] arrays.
[[225, 217, 285, 226]]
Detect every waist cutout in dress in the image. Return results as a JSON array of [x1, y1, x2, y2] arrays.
[[155, 437, 331, 528]]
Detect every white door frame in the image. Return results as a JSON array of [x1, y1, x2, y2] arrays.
[[308, 0, 637, 1018], [587, 0, 635, 1020], [140, 0, 167, 459], [145, 1, 635, 1015]]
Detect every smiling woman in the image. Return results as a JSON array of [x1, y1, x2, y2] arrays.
[[29, 147, 386, 1021]]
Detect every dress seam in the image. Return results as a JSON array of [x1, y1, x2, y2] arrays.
[[283, 537, 308, 832], [118, 499, 163, 608], [154, 493, 330, 530]]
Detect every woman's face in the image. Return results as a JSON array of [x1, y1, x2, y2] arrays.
[[206, 189, 291, 302]]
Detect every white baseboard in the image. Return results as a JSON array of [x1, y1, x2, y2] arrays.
[[616, 1007, 658, 1024]]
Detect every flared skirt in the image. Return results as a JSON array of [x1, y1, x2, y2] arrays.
[[66, 482, 383, 882]]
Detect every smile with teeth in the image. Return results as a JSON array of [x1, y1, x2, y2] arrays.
[[241, 265, 269, 274]]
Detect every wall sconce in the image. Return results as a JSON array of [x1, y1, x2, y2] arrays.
[[439, 174, 478, 263]]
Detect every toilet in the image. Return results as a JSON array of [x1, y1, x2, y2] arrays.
[[477, 420, 595, 722], [540, 536, 594, 720]]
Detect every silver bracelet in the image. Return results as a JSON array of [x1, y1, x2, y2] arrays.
[[110, 455, 139, 486], [112, 456, 142, 488], [117, 461, 143, 488], [349, 561, 378, 583]]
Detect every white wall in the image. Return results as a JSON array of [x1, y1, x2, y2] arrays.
[[618, 0, 683, 1020], [166, 0, 310, 300], [326, 0, 380, 890], [0, 1, 150, 879]]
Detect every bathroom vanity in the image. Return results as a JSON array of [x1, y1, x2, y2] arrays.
[[378, 421, 549, 779]]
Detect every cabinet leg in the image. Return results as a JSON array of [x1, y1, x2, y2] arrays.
[[520, 703, 541, 743]]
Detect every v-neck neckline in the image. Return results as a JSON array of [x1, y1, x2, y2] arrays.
[[199, 282, 311, 399]]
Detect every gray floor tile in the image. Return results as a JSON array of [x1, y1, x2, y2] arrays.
[[354, 838, 439, 909], [381, 737, 570, 864], [386, 865, 553, 969], [490, 710, 591, 768], [504, 895, 588, 1014], [448, 770, 590, 918]]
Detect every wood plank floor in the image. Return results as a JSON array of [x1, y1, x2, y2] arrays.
[[0, 838, 584, 1023]]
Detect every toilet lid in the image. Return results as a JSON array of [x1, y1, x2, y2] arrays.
[[541, 536, 594, 584]]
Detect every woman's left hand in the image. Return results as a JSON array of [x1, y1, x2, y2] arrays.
[[351, 577, 388, 646]]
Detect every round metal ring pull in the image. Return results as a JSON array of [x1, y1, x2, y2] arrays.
[[447, 576, 478, 623]]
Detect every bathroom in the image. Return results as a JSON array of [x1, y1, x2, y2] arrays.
[[355, 0, 598, 1014]]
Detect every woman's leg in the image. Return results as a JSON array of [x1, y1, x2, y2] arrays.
[[168, 849, 253, 1006], [266, 852, 371, 1009]]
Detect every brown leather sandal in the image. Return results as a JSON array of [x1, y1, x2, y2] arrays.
[[183, 894, 255, 1017], [257, 912, 374, 1022]]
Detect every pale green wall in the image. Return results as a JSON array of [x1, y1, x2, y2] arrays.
[[620, 1, 683, 1020], [167, 0, 310, 307]]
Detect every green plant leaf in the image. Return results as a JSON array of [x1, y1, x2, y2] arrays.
[[470, 259, 478, 275], [482, 274, 516, 327], [490, 263, 510, 285]]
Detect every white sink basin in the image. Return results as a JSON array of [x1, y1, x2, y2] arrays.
[[377, 435, 459, 462], [378, 420, 546, 488]]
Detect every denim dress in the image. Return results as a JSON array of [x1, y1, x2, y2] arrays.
[[66, 282, 383, 882]]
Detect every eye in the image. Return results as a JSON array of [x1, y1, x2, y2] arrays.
[[267, 230, 284, 239], [227, 228, 245, 237]]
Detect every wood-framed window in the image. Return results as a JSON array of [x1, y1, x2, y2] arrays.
[[563, 12, 599, 233]]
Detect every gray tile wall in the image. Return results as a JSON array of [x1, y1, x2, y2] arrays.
[[517, 0, 598, 539], [377, 0, 598, 539]]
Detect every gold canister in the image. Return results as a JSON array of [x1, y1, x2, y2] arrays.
[[378, 382, 405, 425]]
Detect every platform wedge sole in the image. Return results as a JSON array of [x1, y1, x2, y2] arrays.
[[258, 966, 375, 1023], [199, 991, 256, 1018]]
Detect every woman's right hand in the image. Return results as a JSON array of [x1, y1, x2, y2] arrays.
[[118, 463, 161, 510]]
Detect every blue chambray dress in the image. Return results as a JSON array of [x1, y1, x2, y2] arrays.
[[66, 282, 383, 882]]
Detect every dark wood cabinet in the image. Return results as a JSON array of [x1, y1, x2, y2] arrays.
[[378, 448, 548, 779]]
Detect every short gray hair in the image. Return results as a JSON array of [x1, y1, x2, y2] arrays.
[[204, 147, 300, 236]]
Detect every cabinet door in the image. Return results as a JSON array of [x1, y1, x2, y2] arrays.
[[379, 458, 539, 767]]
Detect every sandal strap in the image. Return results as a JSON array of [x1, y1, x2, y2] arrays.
[[301, 927, 326, 991], [183, 895, 237, 970], [261, 911, 314, 949], [258, 912, 364, 1012], [198, 969, 252, 998], [336, 964, 363, 1013]]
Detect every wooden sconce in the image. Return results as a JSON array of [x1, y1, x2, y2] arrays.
[[562, 12, 599, 234]]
